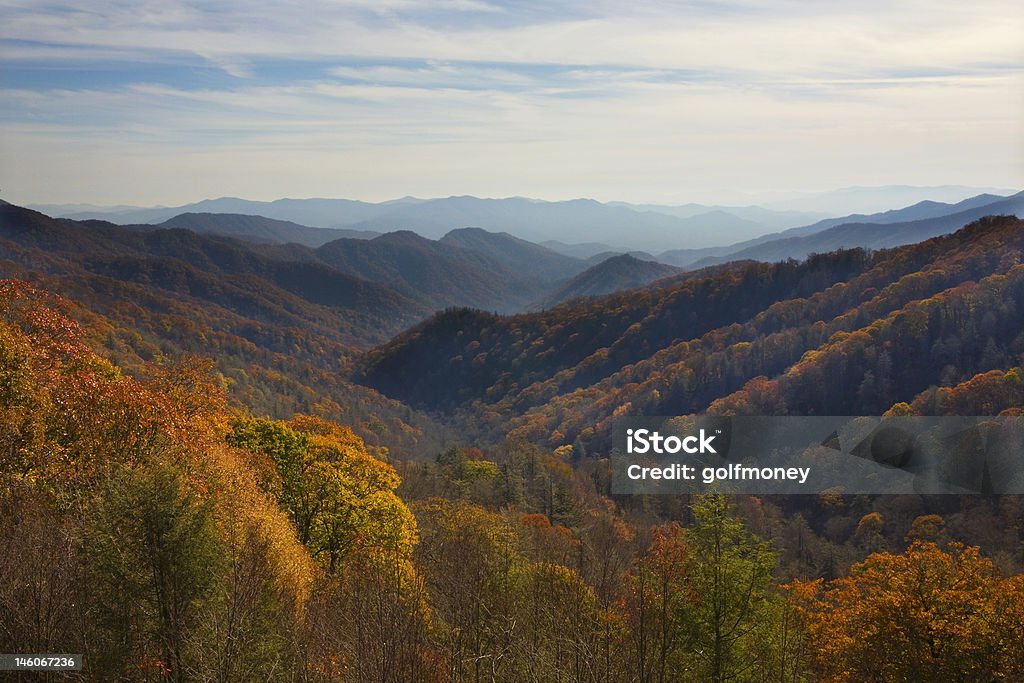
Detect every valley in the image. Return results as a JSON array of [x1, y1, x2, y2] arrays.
[[3, 191, 1024, 681]]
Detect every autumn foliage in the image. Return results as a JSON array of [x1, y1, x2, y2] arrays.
[[6, 205, 1024, 683], [0, 281, 432, 681], [788, 541, 1024, 681]]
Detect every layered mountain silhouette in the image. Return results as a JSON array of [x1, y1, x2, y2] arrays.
[[34, 195, 819, 252], [0, 203, 424, 346], [439, 228, 586, 283], [659, 191, 1024, 268], [37, 188, 1018, 259], [315, 231, 556, 312], [2, 202, 689, 326], [160, 213, 380, 246], [6, 196, 1024, 459]]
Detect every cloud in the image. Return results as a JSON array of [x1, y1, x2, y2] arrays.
[[0, 0, 1021, 204], [3, 0, 1020, 77]]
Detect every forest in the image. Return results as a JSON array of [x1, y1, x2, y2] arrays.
[[3, 208, 1024, 680]]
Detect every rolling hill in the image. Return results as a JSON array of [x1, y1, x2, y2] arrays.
[[439, 227, 588, 283], [659, 191, 1023, 268], [159, 212, 380, 246], [533, 254, 679, 309], [359, 214, 1024, 451], [686, 192, 1024, 269], [314, 231, 557, 312]]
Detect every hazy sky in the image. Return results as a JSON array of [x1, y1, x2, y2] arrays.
[[2, 0, 1022, 206]]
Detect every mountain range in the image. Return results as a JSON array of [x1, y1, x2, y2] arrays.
[[32, 195, 791, 251], [5, 192, 1024, 462], [11, 200, 1024, 683], [0, 202, 672, 330], [658, 191, 1024, 267], [32, 186, 1019, 259], [361, 213, 1024, 451], [161, 212, 380, 246]]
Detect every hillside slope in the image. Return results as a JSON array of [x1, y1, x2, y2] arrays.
[[534, 254, 679, 308], [0, 203, 445, 452], [439, 227, 588, 283], [360, 215, 1024, 449], [160, 212, 379, 246], [315, 230, 553, 311]]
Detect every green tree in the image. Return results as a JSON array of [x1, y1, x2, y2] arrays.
[[687, 494, 776, 682], [226, 415, 311, 516], [228, 415, 415, 574], [84, 461, 226, 681]]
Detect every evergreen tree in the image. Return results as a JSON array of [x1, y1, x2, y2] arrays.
[[687, 494, 776, 683]]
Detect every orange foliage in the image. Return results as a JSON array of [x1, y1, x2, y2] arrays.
[[788, 542, 1017, 681]]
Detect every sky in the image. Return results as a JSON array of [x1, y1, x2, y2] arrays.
[[1, 0, 1022, 207]]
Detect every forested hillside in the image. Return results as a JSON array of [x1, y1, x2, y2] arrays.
[[314, 230, 557, 311], [4, 281, 1024, 681], [439, 227, 588, 283], [535, 254, 680, 308], [362, 215, 1024, 449], [159, 213, 381, 247], [4, 205, 1024, 680], [0, 203, 445, 454]]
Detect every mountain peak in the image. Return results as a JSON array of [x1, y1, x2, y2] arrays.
[[372, 230, 432, 245]]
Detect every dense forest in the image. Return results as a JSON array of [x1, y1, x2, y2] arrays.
[[3, 204, 1024, 680], [0, 202, 451, 457], [362, 215, 1024, 447]]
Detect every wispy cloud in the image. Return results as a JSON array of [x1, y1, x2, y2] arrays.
[[0, 0, 1021, 204]]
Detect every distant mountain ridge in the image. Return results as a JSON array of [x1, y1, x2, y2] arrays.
[[757, 184, 1018, 214], [159, 213, 380, 247], [440, 228, 587, 283], [540, 240, 631, 259], [30, 186, 1014, 255], [315, 230, 558, 312], [49, 196, 383, 227], [686, 191, 1024, 269], [30, 195, 820, 252], [658, 191, 1024, 268]]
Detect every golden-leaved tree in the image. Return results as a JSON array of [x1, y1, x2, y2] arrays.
[[0, 280, 316, 680], [227, 414, 438, 682], [789, 541, 1024, 681]]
